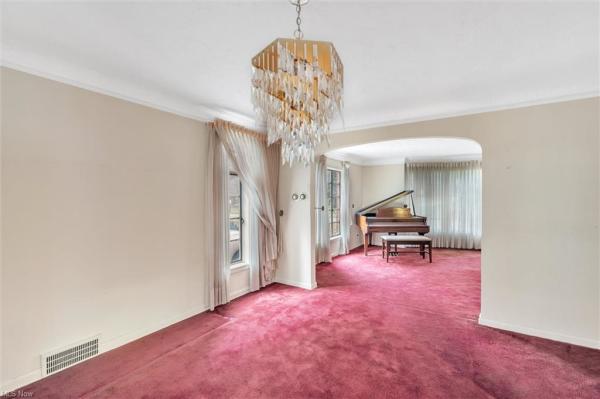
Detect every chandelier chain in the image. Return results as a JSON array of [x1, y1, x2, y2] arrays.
[[294, 1, 303, 39]]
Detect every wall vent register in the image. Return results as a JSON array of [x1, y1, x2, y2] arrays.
[[41, 335, 100, 376]]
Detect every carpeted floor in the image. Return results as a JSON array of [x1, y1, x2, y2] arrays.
[[11, 248, 600, 398]]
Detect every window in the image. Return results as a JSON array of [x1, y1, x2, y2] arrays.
[[327, 168, 341, 237], [228, 173, 243, 264]]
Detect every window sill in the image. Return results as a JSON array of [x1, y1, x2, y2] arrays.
[[330, 235, 342, 240]]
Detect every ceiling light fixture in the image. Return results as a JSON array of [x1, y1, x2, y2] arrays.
[[251, 0, 343, 165]]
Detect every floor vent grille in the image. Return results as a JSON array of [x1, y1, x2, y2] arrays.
[[41, 336, 100, 376]]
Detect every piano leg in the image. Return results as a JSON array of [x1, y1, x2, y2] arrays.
[[364, 234, 369, 256], [419, 232, 425, 258], [429, 242, 432, 263]]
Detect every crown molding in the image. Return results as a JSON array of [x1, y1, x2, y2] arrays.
[[0, 56, 257, 128], [324, 152, 365, 165], [0, 58, 209, 122], [335, 154, 481, 167], [2, 54, 597, 135], [329, 90, 600, 135]]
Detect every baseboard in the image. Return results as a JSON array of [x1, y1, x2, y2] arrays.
[[230, 287, 251, 300], [275, 277, 317, 290], [478, 316, 600, 350], [101, 303, 209, 353], [330, 243, 364, 259], [1, 303, 210, 394], [1, 370, 41, 397]]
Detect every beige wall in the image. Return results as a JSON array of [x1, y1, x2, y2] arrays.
[[1, 68, 213, 391], [348, 163, 364, 251], [278, 97, 600, 348], [275, 163, 315, 289], [360, 163, 406, 246], [361, 163, 405, 207]]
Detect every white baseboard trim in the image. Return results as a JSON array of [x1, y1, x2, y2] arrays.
[[230, 287, 251, 300], [478, 316, 600, 350], [101, 303, 209, 353], [1, 303, 210, 394], [275, 277, 317, 290], [1, 371, 41, 397]]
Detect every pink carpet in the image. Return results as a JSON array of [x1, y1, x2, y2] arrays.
[[10, 248, 600, 398]]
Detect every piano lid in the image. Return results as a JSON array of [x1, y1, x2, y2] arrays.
[[355, 190, 415, 216]]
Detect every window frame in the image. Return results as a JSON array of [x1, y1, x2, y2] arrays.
[[228, 172, 243, 265], [327, 168, 342, 238]]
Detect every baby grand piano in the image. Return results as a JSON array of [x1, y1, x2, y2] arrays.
[[355, 190, 430, 255]]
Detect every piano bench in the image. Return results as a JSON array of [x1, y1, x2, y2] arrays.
[[381, 235, 432, 263]]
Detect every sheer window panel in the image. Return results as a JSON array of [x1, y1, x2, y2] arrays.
[[405, 160, 481, 249]]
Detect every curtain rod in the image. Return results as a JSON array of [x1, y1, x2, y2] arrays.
[[405, 159, 482, 168], [211, 119, 268, 142]]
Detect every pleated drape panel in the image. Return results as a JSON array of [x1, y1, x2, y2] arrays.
[[206, 128, 230, 310], [214, 119, 280, 287]]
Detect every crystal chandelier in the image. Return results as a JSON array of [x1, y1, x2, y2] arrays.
[[251, 0, 343, 165]]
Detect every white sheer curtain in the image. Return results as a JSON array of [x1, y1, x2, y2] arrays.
[[339, 161, 351, 255], [315, 155, 332, 263], [405, 160, 482, 249], [214, 120, 280, 287], [206, 128, 230, 310]]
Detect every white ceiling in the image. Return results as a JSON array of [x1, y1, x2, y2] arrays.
[[1, 1, 598, 131], [326, 137, 482, 165]]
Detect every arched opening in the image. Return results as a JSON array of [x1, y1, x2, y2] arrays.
[[315, 137, 483, 318]]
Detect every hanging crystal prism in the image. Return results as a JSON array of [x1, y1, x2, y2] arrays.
[[251, 38, 343, 165]]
